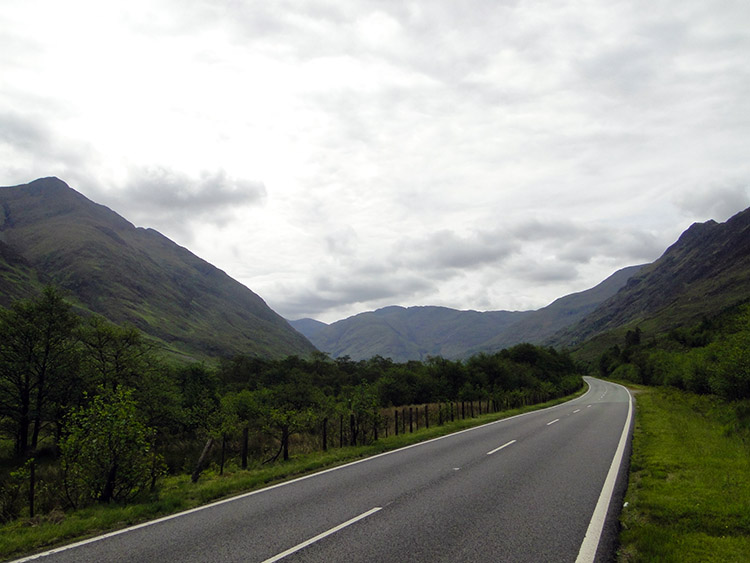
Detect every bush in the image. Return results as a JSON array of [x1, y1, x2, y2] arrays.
[[61, 388, 157, 507], [611, 363, 641, 384]]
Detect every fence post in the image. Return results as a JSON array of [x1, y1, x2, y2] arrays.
[[339, 414, 344, 448], [438, 404, 443, 426], [322, 417, 328, 451], [409, 407, 413, 433], [425, 404, 429, 429], [395, 409, 399, 436]]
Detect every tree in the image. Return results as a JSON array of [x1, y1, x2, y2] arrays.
[[79, 316, 155, 391], [0, 287, 80, 458], [60, 388, 157, 506], [257, 371, 324, 462], [221, 390, 261, 469]]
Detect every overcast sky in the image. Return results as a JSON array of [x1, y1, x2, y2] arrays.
[[2, 1, 750, 323]]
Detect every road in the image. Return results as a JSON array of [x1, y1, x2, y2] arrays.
[[15, 377, 632, 563]]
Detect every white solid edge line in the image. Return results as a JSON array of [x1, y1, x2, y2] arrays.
[[12, 381, 594, 562], [575, 380, 633, 563], [486, 439, 517, 455], [261, 507, 382, 563]]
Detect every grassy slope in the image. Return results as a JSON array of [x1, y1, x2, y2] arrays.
[[618, 386, 750, 562], [0, 178, 316, 360]]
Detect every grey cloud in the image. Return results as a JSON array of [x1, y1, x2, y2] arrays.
[[675, 183, 750, 223], [0, 111, 49, 150], [123, 166, 266, 213], [278, 272, 435, 319], [403, 229, 518, 270], [516, 261, 580, 284], [315, 274, 432, 303], [85, 166, 268, 242], [324, 226, 358, 257], [511, 219, 584, 242], [0, 111, 91, 171]]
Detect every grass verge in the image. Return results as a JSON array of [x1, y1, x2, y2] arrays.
[[617, 386, 750, 562], [0, 387, 586, 561]]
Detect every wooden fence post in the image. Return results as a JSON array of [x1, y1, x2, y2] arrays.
[[322, 417, 328, 451]]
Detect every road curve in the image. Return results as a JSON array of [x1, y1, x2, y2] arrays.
[[13, 377, 632, 563]]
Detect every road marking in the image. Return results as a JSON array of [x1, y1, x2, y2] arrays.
[[546, 418, 559, 426], [486, 439, 517, 455], [576, 382, 633, 563], [573, 409, 581, 413], [262, 507, 382, 563]]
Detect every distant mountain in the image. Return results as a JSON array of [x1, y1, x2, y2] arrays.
[[291, 265, 642, 362], [292, 306, 527, 362], [553, 207, 750, 348], [470, 264, 645, 354], [290, 317, 329, 339], [0, 177, 317, 360]]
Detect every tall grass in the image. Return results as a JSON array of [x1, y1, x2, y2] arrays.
[[618, 387, 750, 562]]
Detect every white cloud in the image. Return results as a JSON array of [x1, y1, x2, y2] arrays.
[[2, 0, 750, 323]]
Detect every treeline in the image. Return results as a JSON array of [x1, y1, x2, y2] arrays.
[[0, 287, 582, 522], [599, 301, 750, 401]]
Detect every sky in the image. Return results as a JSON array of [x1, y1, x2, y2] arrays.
[[2, 1, 750, 323]]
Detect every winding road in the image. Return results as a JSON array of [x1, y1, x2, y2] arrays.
[[14, 377, 632, 563]]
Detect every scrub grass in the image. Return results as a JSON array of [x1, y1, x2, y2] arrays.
[[617, 387, 750, 562], [0, 386, 586, 561]]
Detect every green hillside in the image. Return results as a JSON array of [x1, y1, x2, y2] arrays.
[[0, 177, 316, 360], [554, 207, 750, 361]]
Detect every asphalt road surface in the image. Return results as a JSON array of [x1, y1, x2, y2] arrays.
[[14, 376, 633, 563]]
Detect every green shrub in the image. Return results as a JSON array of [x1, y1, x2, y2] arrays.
[[60, 388, 158, 507]]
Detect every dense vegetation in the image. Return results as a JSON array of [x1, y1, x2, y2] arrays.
[[599, 301, 750, 402], [0, 287, 582, 528]]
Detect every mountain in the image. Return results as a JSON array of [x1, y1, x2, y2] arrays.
[[470, 264, 645, 354], [291, 265, 642, 362], [292, 306, 527, 362], [290, 317, 329, 339], [552, 207, 750, 349], [0, 177, 316, 360]]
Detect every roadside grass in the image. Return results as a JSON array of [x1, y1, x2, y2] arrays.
[[617, 386, 750, 562], [0, 386, 586, 561]]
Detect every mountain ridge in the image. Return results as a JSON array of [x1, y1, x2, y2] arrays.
[[0, 177, 316, 360], [291, 264, 643, 361], [551, 207, 750, 348]]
